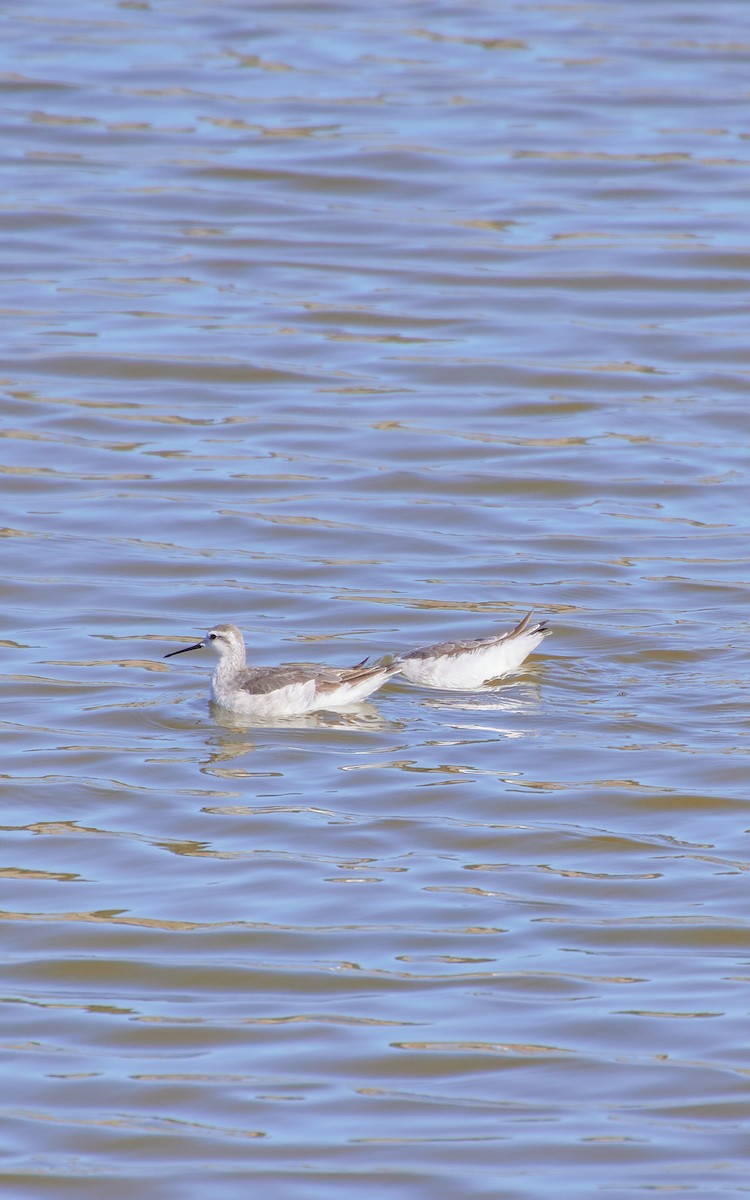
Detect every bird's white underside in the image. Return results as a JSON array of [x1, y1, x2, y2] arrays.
[[397, 629, 548, 689]]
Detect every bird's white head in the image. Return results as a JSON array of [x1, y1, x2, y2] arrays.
[[164, 622, 245, 662]]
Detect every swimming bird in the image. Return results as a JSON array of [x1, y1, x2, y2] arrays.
[[395, 611, 550, 690], [164, 622, 399, 717]]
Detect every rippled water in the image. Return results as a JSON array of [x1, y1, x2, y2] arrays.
[[2, 2, 750, 1197]]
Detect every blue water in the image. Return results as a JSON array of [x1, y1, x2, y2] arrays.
[[2, 2, 750, 1197]]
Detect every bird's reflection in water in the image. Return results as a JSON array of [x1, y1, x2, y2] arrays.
[[421, 679, 544, 714], [202, 699, 402, 765], [418, 681, 545, 736]]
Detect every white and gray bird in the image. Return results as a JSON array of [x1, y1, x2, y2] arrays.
[[164, 622, 399, 718], [395, 611, 550, 690]]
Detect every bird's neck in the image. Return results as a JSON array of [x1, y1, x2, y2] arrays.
[[212, 643, 247, 687]]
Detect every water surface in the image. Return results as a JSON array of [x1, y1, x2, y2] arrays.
[[2, 2, 750, 1197]]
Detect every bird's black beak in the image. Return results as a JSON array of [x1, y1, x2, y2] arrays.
[[164, 639, 204, 659]]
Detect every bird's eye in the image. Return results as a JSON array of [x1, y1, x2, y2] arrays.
[[208, 632, 217, 641]]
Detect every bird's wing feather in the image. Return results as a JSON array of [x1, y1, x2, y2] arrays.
[[402, 613, 548, 662]]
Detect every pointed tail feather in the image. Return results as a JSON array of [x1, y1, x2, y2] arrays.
[[507, 610, 550, 640]]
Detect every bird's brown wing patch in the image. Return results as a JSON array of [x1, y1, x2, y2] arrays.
[[402, 612, 548, 662], [238, 667, 314, 696], [314, 662, 397, 695]]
